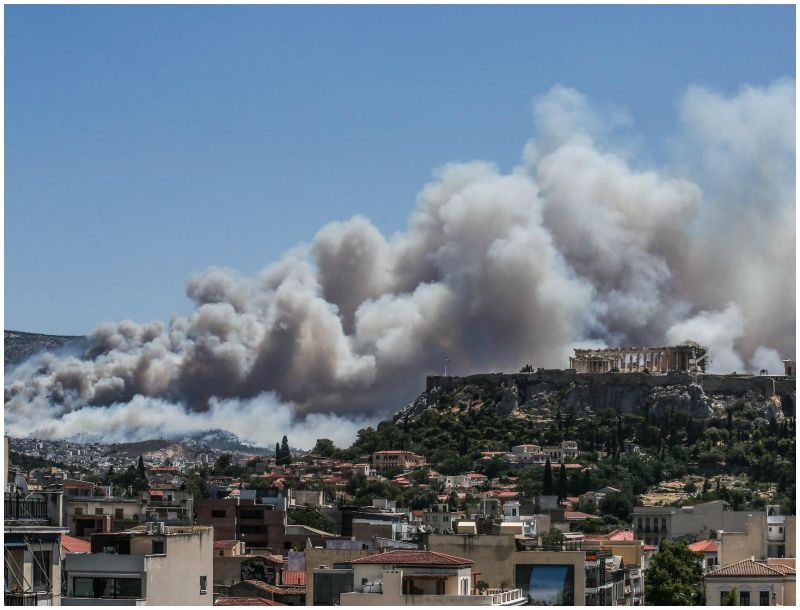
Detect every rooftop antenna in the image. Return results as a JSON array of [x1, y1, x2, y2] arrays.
[[444, 357, 452, 376]]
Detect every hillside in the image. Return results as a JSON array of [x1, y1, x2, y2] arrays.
[[339, 370, 795, 514], [4, 330, 87, 367]]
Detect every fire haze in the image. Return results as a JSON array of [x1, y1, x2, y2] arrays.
[[5, 81, 795, 448]]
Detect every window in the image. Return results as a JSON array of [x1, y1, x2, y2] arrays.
[[115, 508, 124, 520], [219, 551, 224, 556], [739, 591, 750, 606], [759, 591, 770, 606], [32, 551, 51, 592], [200, 575, 207, 594], [151, 539, 165, 554], [74, 507, 83, 516], [95, 508, 104, 515], [211, 509, 226, 518], [72, 577, 141, 599]]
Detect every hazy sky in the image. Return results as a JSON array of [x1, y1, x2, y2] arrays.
[[5, 5, 795, 336]]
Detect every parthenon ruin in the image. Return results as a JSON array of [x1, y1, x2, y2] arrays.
[[569, 343, 709, 374]]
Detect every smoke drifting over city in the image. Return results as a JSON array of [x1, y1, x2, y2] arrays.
[[5, 81, 795, 448]]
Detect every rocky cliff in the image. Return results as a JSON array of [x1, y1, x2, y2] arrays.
[[394, 370, 794, 426]]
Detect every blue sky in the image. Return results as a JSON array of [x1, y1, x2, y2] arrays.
[[5, 5, 795, 336]]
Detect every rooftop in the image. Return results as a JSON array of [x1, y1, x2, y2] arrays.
[[688, 539, 718, 553], [351, 550, 473, 566], [705, 559, 796, 578]]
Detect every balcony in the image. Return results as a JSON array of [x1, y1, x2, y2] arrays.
[[4, 497, 50, 523], [5, 592, 51, 606]]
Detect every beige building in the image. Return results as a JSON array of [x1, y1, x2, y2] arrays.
[[372, 450, 425, 473], [62, 524, 214, 605], [703, 558, 796, 606], [718, 506, 796, 566], [339, 549, 525, 606]]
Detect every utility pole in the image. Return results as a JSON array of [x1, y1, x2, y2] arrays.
[[444, 357, 451, 376]]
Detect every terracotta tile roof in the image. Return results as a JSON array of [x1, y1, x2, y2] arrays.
[[564, 511, 600, 521], [214, 540, 240, 550], [496, 491, 519, 499], [351, 550, 473, 566], [582, 529, 634, 542], [61, 535, 91, 553], [282, 570, 306, 585], [243, 580, 306, 596], [215, 597, 285, 606], [706, 559, 796, 578], [688, 539, 718, 553]]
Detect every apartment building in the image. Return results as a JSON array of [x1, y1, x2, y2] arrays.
[[62, 524, 214, 605], [717, 505, 796, 566], [4, 489, 68, 606], [632, 500, 749, 547]]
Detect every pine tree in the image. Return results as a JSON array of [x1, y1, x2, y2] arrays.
[[543, 458, 554, 495]]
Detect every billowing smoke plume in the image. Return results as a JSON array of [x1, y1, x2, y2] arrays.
[[5, 80, 795, 448]]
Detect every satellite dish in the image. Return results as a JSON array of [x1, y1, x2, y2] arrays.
[[14, 475, 28, 493]]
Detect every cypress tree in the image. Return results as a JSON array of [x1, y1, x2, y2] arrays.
[[543, 458, 554, 495], [558, 463, 568, 501]]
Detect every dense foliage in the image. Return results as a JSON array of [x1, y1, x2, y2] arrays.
[[644, 539, 704, 605]]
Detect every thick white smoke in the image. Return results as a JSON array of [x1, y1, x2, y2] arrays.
[[5, 81, 795, 448]]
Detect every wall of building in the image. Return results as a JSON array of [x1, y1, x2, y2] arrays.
[[304, 548, 375, 605], [427, 534, 516, 588], [514, 550, 586, 607], [719, 515, 797, 566], [145, 529, 214, 605], [704, 576, 792, 606]]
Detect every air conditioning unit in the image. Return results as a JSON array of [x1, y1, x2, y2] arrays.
[[145, 521, 155, 534], [154, 522, 165, 534]]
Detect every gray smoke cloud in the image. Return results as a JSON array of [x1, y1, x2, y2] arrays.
[[5, 80, 795, 448]]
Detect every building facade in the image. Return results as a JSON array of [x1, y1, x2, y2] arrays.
[[62, 524, 214, 605]]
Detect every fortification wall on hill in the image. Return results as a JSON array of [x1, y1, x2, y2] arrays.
[[426, 371, 793, 400]]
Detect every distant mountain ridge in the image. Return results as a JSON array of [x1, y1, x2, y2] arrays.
[[4, 330, 87, 367]]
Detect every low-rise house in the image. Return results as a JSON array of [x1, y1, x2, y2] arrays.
[[62, 524, 214, 605], [703, 558, 796, 606], [689, 538, 719, 572]]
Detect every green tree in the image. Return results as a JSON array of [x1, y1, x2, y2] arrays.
[[543, 458, 554, 495], [277, 435, 291, 466], [214, 453, 232, 473], [557, 463, 568, 501], [312, 438, 338, 458], [644, 539, 704, 605]]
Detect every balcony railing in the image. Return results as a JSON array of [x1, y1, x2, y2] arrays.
[[5, 592, 50, 606], [4, 498, 49, 522]]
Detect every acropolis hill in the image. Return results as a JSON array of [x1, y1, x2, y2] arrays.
[[394, 364, 795, 427]]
